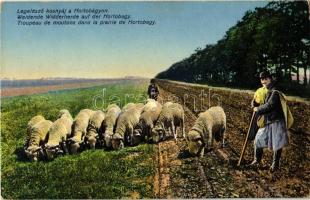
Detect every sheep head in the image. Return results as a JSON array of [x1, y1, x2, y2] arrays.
[[213, 131, 221, 142], [70, 142, 80, 154], [25, 146, 42, 161], [151, 129, 163, 143], [133, 128, 142, 138], [104, 130, 114, 148], [86, 136, 97, 149], [111, 133, 124, 150], [45, 145, 63, 160], [187, 130, 205, 157], [104, 134, 112, 148], [131, 130, 142, 146]]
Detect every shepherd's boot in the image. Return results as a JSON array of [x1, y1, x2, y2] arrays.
[[249, 147, 263, 167], [270, 148, 282, 172]]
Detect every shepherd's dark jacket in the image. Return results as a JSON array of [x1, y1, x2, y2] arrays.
[[256, 85, 284, 125]]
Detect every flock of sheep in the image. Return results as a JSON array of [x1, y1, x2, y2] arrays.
[[24, 98, 227, 161]]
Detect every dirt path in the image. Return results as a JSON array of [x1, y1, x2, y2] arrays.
[[153, 140, 179, 198], [153, 86, 310, 198], [153, 87, 222, 198]]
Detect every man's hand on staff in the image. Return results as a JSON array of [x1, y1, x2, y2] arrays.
[[253, 107, 258, 112], [250, 100, 255, 109]]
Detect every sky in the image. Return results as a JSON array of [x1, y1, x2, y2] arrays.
[[1, 1, 268, 79]]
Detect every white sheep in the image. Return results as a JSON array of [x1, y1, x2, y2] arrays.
[[187, 106, 226, 157], [111, 103, 144, 149], [44, 110, 73, 160], [68, 109, 94, 154], [58, 109, 73, 120], [85, 110, 105, 149], [152, 102, 185, 143], [24, 120, 53, 161], [102, 104, 121, 148], [121, 102, 136, 112], [25, 115, 45, 148], [134, 99, 162, 142]]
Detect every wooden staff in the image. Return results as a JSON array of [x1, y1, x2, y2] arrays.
[[237, 111, 256, 166]]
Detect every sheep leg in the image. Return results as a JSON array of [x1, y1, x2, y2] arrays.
[[81, 131, 86, 143], [147, 127, 152, 142], [221, 126, 226, 147], [161, 122, 166, 140], [171, 121, 177, 142], [61, 138, 68, 154], [128, 125, 134, 146], [66, 131, 71, 139], [182, 115, 185, 138], [175, 123, 178, 138], [207, 127, 213, 149], [199, 146, 205, 158]]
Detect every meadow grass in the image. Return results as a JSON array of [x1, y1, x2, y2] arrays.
[[1, 79, 155, 199]]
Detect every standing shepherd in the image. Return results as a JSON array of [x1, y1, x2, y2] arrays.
[[250, 70, 292, 172], [148, 79, 159, 101], [248, 85, 268, 141]]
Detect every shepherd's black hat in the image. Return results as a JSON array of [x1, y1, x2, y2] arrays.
[[259, 70, 272, 79]]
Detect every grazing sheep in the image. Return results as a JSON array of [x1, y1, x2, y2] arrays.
[[25, 115, 45, 148], [68, 109, 94, 154], [134, 99, 162, 142], [121, 103, 136, 112], [58, 109, 73, 120], [187, 106, 226, 157], [152, 102, 185, 143], [44, 110, 73, 160], [111, 103, 144, 149], [102, 104, 121, 148], [85, 110, 105, 149], [24, 120, 53, 161]]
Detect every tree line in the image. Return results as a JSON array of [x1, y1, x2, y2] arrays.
[[156, 1, 310, 97]]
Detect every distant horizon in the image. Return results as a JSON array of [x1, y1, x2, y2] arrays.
[[0, 75, 150, 80]]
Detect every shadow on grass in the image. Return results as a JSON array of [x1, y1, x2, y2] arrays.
[[14, 147, 29, 162]]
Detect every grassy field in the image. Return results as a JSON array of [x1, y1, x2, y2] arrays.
[[1, 79, 155, 199]]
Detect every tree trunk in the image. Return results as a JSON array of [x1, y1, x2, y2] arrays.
[[297, 62, 300, 84], [304, 66, 308, 86], [307, 0, 310, 20], [289, 65, 292, 83]]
